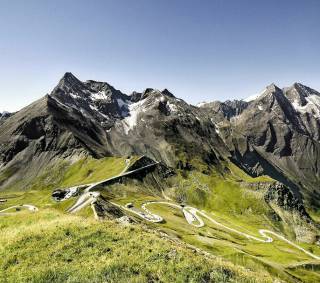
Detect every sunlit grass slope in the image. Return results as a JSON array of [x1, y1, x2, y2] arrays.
[[61, 156, 127, 187], [0, 207, 276, 283]]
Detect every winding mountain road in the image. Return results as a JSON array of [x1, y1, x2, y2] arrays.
[[140, 201, 320, 261], [61, 157, 320, 261], [66, 190, 320, 261], [110, 201, 163, 223]]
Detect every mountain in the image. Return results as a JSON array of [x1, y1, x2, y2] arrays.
[[1, 73, 319, 221], [2, 73, 320, 282], [1, 73, 320, 214], [224, 84, 320, 210], [1, 73, 320, 213], [0, 72, 229, 190]]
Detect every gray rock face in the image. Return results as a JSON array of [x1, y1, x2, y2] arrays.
[[264, 182, 310, 220], [264, 181, 319, 243], [214, 83, 320, 210], [199, 100, 249, 120]]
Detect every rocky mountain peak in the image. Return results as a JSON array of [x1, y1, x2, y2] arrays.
[[129, 88, 158, 102], [266, 83, 280, 92], [161, 89, 175, 98], [63, 71, 78, 80], [51, 72, 87, 100], [133, 88, 175, 103], [252, 83, 289, 108], [293, 83, 319, 96], [130, 91, 143, 103], [47, 73, 132, 127], [57, 72, 83, 89], [243, 84, 281, 103], [85, 79, 112, 90], [293, 82, 302, 89], [284, 83, 309, 107], [261, 83, 282, 99], [201, 100, 249, 120], [0, 111, 10, 116], [141, 88, 155, 100]]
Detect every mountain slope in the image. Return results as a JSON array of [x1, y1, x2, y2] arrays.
[[222, 84, 320, 212]]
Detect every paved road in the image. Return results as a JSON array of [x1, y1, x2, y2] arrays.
[[139, 201, 320, 261], [65, 190, 320, 261], [0, 204, 38, 215], [67, 192, 100, 213], [111, 202, 163, 223]]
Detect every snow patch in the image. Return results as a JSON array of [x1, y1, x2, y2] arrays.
[[210, 118, 220, 134], [89, 104, 98, 111], [89, 104, 109, 119], [70, 93, 80, 100], [49, 95, 71, 110], [292, 95, 320, 118], [90, 91, 108, 100], [160, 96, 166, 103], [167, 102, 178, 112], [244, 88, 267, 102], [79, 108, 89, 118], [122, 100, 145, 134], [258, 105, 263, 111]]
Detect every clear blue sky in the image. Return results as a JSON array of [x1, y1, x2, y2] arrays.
[[1, 0, 319, 111]]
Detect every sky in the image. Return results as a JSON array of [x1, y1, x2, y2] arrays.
[[0, 0, 320, 112]]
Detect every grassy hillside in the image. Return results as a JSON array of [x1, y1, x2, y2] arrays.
[[101, 160, 320, 282], [1, 156, 319, 282], [0, 194, 275, 283]]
